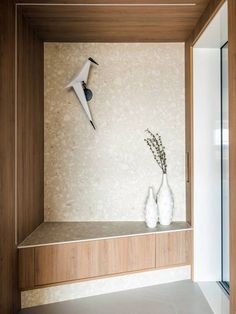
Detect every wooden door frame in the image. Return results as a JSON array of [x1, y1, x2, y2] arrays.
[[0, 0, 20, 313]]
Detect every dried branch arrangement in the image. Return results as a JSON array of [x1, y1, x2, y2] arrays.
[[144, 129, 167, 174]]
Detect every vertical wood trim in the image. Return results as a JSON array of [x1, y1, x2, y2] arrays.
[[228, 0, 236, 312], [185, 38, 193, 226], [185, 38, 194, 280], [17, 9, 44, 244], [0, 0, 20, 313], [18, 248, 35, 290]]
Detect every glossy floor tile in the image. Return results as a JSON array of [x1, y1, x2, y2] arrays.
[[20, 280, 213, 314]]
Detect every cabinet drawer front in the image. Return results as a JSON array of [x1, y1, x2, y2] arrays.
[[34, 235, 155, 286], [156, 230, 192, 268]]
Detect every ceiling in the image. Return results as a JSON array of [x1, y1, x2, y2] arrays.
[[17, 0, 211, 42]]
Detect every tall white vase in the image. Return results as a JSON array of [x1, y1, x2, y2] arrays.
[[157, 173, 174, 226], [145, 187, 158, 228]]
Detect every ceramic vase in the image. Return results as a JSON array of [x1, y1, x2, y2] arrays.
[[145, 187, 158, 228], [157, 173, 174, 226]]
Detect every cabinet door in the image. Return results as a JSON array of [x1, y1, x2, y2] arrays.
[[34, 235, 155, 286], [156, 231, 192, 268]]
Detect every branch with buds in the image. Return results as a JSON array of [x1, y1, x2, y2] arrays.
[[144, 129, 167, 174]]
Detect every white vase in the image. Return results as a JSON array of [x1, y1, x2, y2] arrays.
[[157, 173, 174, 226], [145, 187, 158, 228]]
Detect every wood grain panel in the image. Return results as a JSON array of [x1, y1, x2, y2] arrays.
[[127, 234, 156, 271], [228, 0, 236, 312], [18, 248, 35, 290], [0, 0, 20, 313], [156, 231, 192, 268], [17, 1, 210, 42], [34, 235, 155, 286], [17, 10, 44, 244], [15, 0, 208, 5]]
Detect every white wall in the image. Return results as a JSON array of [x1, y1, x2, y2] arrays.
[[193, 48, 221, 281]]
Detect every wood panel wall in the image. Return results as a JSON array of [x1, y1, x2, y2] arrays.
[[15, 0, 209, 3], [0, 0, 20, 313], [17, 9, 44, 244], [15, 1, 210, 43], [228, 0, 236, 312]]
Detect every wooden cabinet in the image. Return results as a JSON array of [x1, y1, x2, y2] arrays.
[[19, 230, 192, 290], [19, 234, 156, 289], [34, 235, 155, 286], [156, 230, 192, 268]]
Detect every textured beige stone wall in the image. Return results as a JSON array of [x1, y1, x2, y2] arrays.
[[22, 265, 191, 308], [44, 43, 185, 221]]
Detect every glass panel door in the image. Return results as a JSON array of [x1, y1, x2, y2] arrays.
[[221, 42, 229, 292]]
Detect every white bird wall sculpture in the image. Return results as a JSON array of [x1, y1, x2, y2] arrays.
[[66, 57, 98, 130]]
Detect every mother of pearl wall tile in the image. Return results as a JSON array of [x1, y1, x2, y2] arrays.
[[21, 265, 191, 308], [44, 43, 185, 221]]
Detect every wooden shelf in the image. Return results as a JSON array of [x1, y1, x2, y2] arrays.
[[18, 221, 192, 248]]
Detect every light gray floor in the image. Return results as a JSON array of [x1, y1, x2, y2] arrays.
[[20, 280, 213, 314]]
